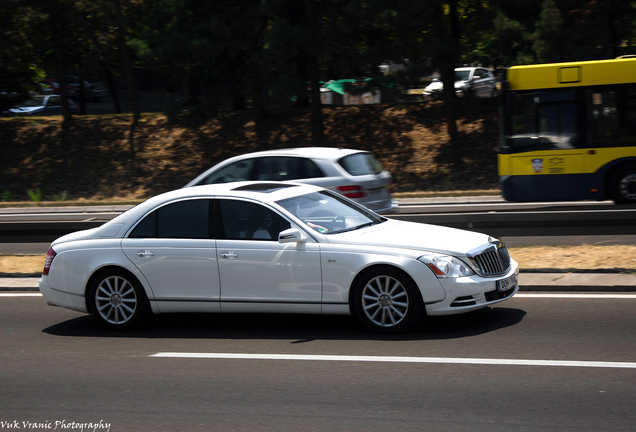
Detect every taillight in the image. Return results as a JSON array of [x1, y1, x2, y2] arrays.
[[43, 247, 57, 276], [337, 185, 367, 199]]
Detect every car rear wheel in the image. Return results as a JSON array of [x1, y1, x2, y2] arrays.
[[354, 267, 423, 333], [89, 269, 148, 330]]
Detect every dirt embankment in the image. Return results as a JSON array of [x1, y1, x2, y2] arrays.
[[0, 99, 500, 202]]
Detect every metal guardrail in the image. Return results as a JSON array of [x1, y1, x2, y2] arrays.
[[390, 209, 636, 236], [1, 196, 635, 240]]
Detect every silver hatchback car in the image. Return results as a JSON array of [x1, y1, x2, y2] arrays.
[[185, 147, 398, 213]]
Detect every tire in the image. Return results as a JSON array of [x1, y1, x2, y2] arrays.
[[353, 267, 423, 333], [609, 164, 636, 204], [88, 269, 148, 330]]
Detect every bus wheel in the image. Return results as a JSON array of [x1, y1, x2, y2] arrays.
[[610, 165, 636, 204]]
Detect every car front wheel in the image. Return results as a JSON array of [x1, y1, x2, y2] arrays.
[[88, 269, 148, 330], [354, 267, 423, 333]]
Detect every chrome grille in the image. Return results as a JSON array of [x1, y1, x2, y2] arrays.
[[472, 244, 510, 276]]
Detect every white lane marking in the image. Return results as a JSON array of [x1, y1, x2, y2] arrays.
[[150, 353, 636, 369], [0, 293, 42, 297], [515, 293, 636, 299]]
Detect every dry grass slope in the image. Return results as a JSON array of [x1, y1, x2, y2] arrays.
[[0, 99, 500, 202]]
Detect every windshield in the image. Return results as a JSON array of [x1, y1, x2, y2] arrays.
[[19, 97, 45, 107], [277, 190, 385, 234], [455, 70, 471, 81]]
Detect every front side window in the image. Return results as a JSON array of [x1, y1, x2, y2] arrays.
[[218, 199, 290, 241], [202, 159, 256, 184], [129, 199, 211, 239]]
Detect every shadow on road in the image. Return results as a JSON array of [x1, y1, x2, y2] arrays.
[[42, 307, 526, 342]]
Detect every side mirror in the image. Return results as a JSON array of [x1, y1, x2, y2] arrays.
[[278, 228, 308, 244]]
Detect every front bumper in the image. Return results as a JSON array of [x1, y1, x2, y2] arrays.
[[424, 260, 520, 316]]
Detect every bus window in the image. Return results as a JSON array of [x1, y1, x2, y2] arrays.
[[587, 87, 636, 146]]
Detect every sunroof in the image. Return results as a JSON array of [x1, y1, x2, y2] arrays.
[[232, 183, 298, 193]]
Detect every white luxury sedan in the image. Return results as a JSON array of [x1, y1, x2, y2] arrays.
[[39, 182, 519, 333]]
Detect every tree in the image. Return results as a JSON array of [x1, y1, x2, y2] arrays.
[[0, 1, 46, 112], [533, 0, 565, 63]]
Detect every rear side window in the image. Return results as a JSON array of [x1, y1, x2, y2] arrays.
[[338, 153, 384, 176], [129, 199, 212, 239], [255, 157, 325, 181], [298, 158, 325, 179]]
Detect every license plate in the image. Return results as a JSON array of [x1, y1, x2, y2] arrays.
[[496, 274, 516, 292]]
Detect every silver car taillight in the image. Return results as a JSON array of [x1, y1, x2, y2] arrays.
[[43, 247, 57, 276], [337, 185, 367, 199]]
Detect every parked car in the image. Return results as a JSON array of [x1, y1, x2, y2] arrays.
[[65, 76, 108, 101], [424, 67, 498, 99], [4, 95, 79, 116], [39, 181, 519, 332], [39, 78, 80, 98], [185, 147, 398, 214]]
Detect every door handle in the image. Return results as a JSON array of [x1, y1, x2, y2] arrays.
[[220, 252, 239, 259], [136, 250, 155, 257]]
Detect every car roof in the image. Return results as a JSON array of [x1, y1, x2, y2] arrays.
[[455, 66, 490, 71], [223, 147, 366, 161], [96, 181, 322, 235]]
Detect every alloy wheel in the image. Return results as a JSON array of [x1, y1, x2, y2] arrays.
[[95, 275, 138, 325], [361, 275, 409, 328]]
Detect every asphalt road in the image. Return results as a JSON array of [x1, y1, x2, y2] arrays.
[[2, 293, 636, 431]]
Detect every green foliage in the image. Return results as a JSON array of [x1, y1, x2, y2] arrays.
[[0, 190, 12, 202], [26, 188, 42, 202], [50, 191, 69, 202], [533, 0, 564, 63]]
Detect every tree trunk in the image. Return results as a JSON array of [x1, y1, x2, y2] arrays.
[[115, 0, 140, 120], [101, 60, 122, 114], [309, 57, 325, 145], [439, 0, 460, 141], [305, 0, 325, 145], [49, 0, 72, 127]]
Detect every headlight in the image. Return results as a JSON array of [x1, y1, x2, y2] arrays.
[[418, 254, 475, 278]]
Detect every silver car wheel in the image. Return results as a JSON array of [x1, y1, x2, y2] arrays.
[[95, 275, 138, 325], [361, 275, 409, 328]]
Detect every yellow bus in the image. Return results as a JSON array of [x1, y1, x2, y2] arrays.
[[498, 57, 636, 204]]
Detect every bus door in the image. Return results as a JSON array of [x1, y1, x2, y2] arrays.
[[505, 90, 590, 201]]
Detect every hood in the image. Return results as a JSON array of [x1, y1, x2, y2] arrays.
[[325, 219, 493, 257], [425, 81, 443, 92], [9, 107, 42, 115]]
